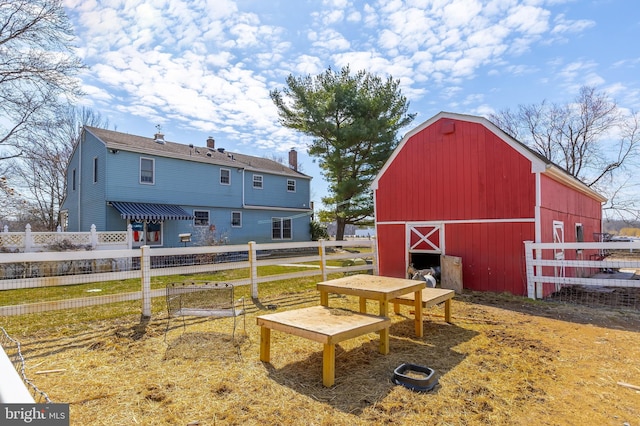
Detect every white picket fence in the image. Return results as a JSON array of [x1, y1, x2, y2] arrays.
[[524, 240, 640, 299], [1, 224, 131, 252]]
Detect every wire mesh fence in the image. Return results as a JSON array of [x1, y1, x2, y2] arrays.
[[525, 242, 640, 312], [0, 240, 376, 317], [544, 284, 640, 310], [0, 327, 51, 403]]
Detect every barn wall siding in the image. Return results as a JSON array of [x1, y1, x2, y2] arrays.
[[445, 222, 533, 295], [375, 119, 536, 223], [374, 113, 604, 295], [376, 224, 408, 278]]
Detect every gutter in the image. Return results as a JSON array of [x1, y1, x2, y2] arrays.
[[544, 164, 607, 203]]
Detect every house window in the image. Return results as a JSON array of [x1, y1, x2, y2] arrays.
[[253, 175, 263, 189], [272, 217, 292, 240], [287, 179, 296, 192], [232, 211, 242, 227], [194, 210, 209, 226], [92, 157, 98, 183], [72, 169, 76, 191], [576, 223, 584, 242], [140, 157, 154, 184], [220, 168, 230, 185]]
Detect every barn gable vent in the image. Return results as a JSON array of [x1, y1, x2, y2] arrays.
[[441, 120, 455, 135]]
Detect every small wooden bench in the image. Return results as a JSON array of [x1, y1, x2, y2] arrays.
[[165, 282, 245, 342], [392, 287, 455, 323], [257, 306, 390, 387]]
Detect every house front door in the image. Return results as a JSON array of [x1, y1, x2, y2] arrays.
[[131, 221, 163, 247]]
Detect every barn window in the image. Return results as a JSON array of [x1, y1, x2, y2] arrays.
[[575, 223, 584, 255]]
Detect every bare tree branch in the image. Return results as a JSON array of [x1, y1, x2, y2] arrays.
[[490, 86, 640, 220]]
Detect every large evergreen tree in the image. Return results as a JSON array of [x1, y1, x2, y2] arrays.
[[271, 66, 415, 240]]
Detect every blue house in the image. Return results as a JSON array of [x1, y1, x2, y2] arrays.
[[61, 127, 313, 247]]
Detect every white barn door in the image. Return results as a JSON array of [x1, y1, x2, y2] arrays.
[[407, 223, 443, 253]]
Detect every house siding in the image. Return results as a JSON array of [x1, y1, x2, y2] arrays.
[[63, 127, 312, 246]]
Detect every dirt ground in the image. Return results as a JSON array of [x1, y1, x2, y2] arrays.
[[12, 290, 640, 425]]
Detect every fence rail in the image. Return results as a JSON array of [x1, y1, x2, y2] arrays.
[[1, 224, 131, 252], [0, 239, 375, 401], [0, 239, 376, 317], [524, 240, 640, 299]]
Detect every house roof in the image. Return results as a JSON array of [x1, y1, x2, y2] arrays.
[[372, 111, 607, 203], [84, 126, 310, 180]]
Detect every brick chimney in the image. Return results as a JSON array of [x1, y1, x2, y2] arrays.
[[288, 148, 298, 171], [206, 136, 215, 149]]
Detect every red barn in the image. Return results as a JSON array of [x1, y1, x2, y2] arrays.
[[372, 112, 606, 296]]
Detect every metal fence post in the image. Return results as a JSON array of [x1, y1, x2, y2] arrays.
[[249, 241, 258, 298], [141, 245, 151, 318]]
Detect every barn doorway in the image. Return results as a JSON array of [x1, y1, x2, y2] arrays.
[[406, 223, 443, 280], [408, 253, 441, 277]]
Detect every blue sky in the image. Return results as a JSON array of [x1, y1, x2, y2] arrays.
[[63, 0, 640, 209]]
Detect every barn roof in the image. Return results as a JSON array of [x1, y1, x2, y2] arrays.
[[372, 111, 606, 203], [84, 126, 310, 180]]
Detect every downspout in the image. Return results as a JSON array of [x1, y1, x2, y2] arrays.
[[241, 168, 245, 207]]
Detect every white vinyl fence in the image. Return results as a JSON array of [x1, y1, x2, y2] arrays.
[[524, 240, 640, 299], [1, 224, 131, 252], [0, 239, 376, 317]]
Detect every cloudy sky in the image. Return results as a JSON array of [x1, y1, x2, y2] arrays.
[[62, 0, 640, 207]]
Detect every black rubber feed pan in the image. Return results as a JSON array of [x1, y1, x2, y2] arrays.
[[392, 363, 438, 392]]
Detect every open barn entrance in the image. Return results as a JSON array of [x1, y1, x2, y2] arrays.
[[406, 223, 443, 280], [409, 253, 441, 277]]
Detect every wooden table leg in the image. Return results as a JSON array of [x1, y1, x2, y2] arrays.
[[393, 301, 401, 314], [444, 299, 451, 323], [320, 290, 329, 307], [414, 290, 423, 337], [359, 296, 367, 313], [378, 300, 389, 355], [260, 327, 271, 362], [323, 343, 335, 387]]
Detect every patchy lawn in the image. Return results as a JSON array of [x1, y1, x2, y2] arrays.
[[6, 290, 640, 425]]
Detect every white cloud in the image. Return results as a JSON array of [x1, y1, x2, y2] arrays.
[[551, 14, 595, 34], [310, 29, 351, 51], [62, 0, 627, 171]]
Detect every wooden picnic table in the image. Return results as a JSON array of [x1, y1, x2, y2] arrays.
[[317, 274, 426, 354]]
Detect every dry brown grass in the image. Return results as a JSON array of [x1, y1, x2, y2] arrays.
[[6, 290, 640, 425]]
